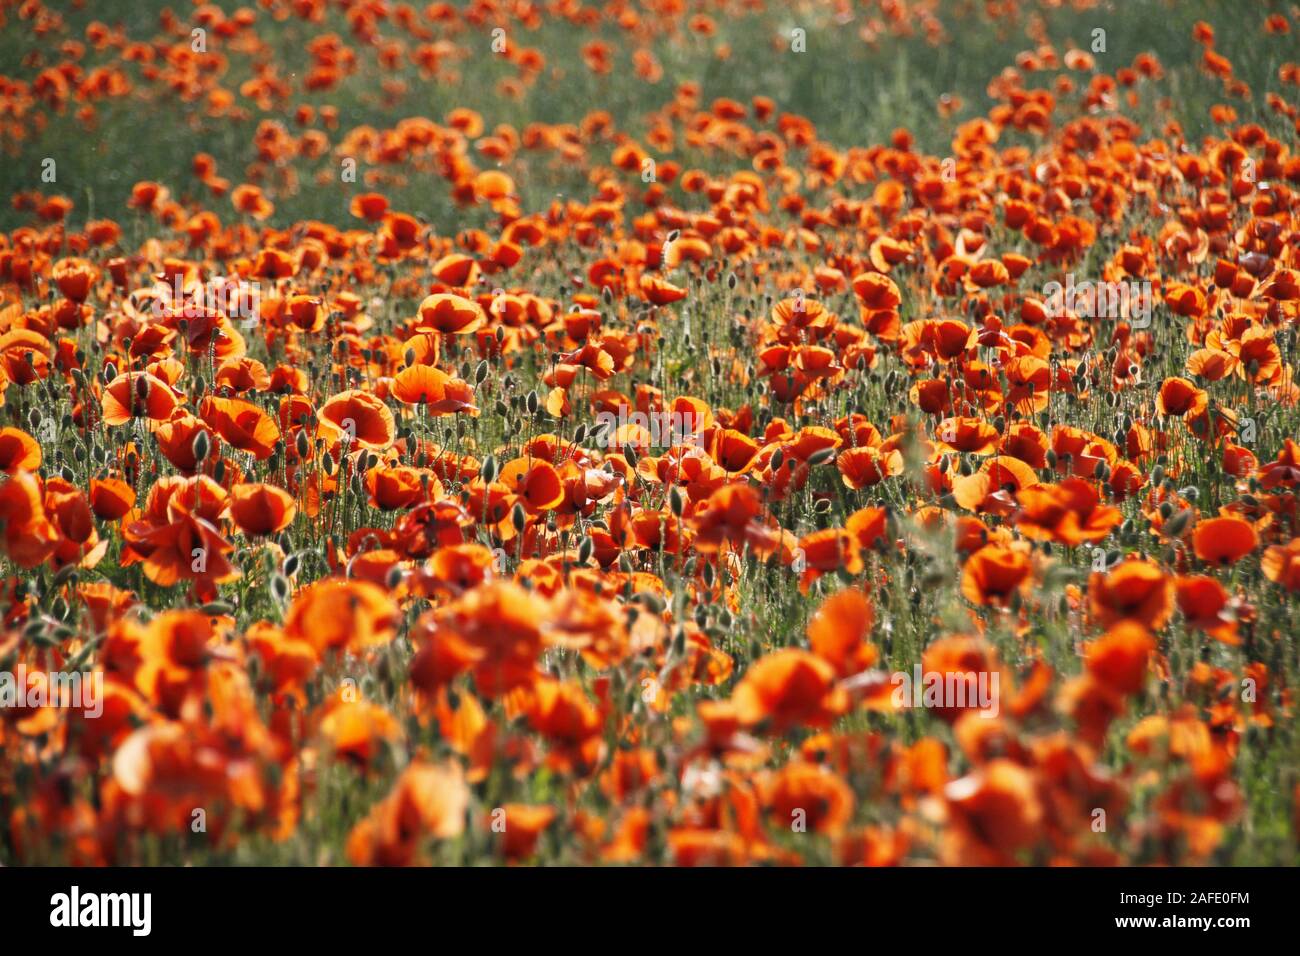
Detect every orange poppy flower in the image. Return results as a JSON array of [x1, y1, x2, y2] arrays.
[[318, 389, 395, 450], [961, 545, 1032, 607], [951, 456, 1039, 515], [121, 513, 239, 590], [0, 427, 41, 473], [346, 761, 468, 866], [689, 482, 781, 556], [640, 274, 687, 305], [229, 482, 297, 536], [1191, 515, 1258, 566], [1015, 477, 1122, 545], [764, 762, 855, 835], [1085, 621, 1155, 695], [1262, 538, 1300, 591], [944, 759, 1044, 857], [392, 364, 478, 414], [489, 804, 556, 861], [319, 693, 403, 769], [1156, 377, 1208, 417], [102, 372, 178, 426], [0, 471, 59, 567], [154, 414, 218, 472], [284, 578, 399, 655], [1089, 558, 1172, 630], [349, 192, 390, 221], [497, 458, 565, 511], [416, 292, 486, 335], [837, 445, 903, 488], [1174, 575, 1238, 644], [732, 649, 848, 733], [198, 396, 281, 460], [431, 582, 547, 696], [852, 272, 901, 309], [807, 587, 878, 677], [88, 476, 136, 520]]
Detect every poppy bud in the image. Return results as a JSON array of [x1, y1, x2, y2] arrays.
[[51, 565, 79, 589], [1164, 509, 1192, 537], [192, 430, 211, 463], [669, 486, 684, 516], [577, 536, 593, 564], [481, 454, 498, 483], [510, 502, 526, 533], [637, 592, 666, 615]]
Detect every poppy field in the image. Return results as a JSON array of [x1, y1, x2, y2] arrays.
[[1, 0, 1299, 869]]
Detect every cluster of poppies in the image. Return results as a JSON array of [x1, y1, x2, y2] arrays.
[[1, 1, 1299, 866]]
